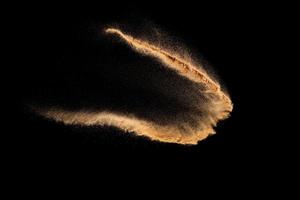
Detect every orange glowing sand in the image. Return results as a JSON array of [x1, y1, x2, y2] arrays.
[[36, 27, 233, 145]]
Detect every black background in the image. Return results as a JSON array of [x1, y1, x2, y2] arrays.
[[7, 1, 289, 187]]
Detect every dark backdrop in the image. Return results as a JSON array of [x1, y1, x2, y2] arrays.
[[8, 2, 283, 184]]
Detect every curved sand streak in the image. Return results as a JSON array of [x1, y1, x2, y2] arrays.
[[40, 109, 213, 144], [36, 28, 233, 145]]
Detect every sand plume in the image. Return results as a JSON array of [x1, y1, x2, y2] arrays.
[[34, 27, 233, 145]]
